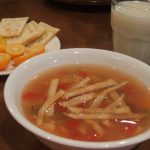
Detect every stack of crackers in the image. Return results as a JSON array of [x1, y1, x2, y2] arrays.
[[0, 17, 60, 47], [0, 17, 60, 70]]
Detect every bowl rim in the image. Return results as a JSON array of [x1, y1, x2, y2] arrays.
[[4, 48, 150, 149]]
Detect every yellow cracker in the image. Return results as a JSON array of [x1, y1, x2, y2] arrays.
[[7, 21, 45, 45], [28, 22, 60, 47], [0, 17, 28, 38]]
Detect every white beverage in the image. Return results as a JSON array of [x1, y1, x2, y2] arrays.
[[111, 1, 150, 64]]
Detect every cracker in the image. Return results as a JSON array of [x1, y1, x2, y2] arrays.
[[28, 22, 60, 47], [21, 21, 45, 45], [7, 21, 45, 45], [0, 17, 28, 38], [31, 21, 45, 38]]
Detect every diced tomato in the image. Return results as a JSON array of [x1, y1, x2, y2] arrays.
[[117, 121, 138, 137], [100, 99, 112, 108], [79, 70, 88, 78], [65, 119, 81, 130], [58, 82, 71, 90], [70, 132, 100, 141], [22, 91, 44, 101], [64, 119, 104, 141], [77, 100, 90, 108], [65, 119, 82, 140], [118, 83, 135, 94], [55, 102, 67, 112], [137, 97, 150, 109]]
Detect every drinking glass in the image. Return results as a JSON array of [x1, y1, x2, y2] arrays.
[[111, 0, 150, 64]]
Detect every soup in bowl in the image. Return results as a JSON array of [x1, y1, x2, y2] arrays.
[[4, 48, 150, 150]]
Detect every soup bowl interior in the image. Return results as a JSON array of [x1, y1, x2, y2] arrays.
[[4, 48, 150, 150]]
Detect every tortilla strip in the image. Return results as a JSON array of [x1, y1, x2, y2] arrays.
[[63, 79, 117, 99], [110, 90, 120, 100], [61, 92, 96, 107], [67, 105, 130, 114], [69, 76, 91, 90], [84, 120, 105, 136], [45, 104, 55, 117], [91, 81, 128, 108], [45, 78, 59, 117], [37, 89, 65, 126], [105, 94, 131, 112], [47, 78, 59, 98], [64, 112, 147, 120]]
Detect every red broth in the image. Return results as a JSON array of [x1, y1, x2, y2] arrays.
[[21, 64, 150, 142]]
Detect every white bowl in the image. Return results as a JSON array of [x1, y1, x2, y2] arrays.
[[4, 48, 150, 150]]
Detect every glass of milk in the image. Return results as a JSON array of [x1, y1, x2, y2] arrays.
[[111, 0, 150, 64]]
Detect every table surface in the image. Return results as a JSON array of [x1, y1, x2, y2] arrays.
[[0, 0, 150, 149]]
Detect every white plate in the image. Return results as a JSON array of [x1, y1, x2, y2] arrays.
[[0, 36, 61, 75]]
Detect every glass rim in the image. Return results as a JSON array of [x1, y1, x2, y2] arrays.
[[112, 0, 150, 12]]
